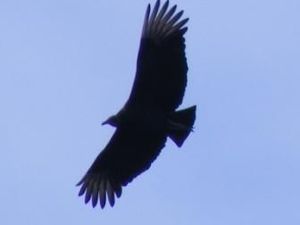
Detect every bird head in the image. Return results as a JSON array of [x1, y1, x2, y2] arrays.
[[102, 115, 119, 127]]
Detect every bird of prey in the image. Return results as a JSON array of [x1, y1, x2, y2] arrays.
[[77, 0, 196, 209]]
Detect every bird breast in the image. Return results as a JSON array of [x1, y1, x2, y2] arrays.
[[118, 106, 167, 135]]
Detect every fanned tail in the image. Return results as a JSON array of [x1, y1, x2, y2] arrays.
[[167, 105, 196, 147]]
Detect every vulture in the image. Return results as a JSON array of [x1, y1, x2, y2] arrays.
[[77, 0, 196, 209]]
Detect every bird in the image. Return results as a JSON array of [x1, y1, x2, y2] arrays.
[[77, 0, 196, 209]]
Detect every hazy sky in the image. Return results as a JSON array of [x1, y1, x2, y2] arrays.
[[1, 0, 300, 224]]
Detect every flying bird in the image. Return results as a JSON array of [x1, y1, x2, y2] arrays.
[[77, 0, 196, 209]]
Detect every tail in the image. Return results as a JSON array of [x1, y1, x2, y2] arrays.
[[167, 105, 196, 147]]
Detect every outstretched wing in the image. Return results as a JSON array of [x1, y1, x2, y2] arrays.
[[77, 126, 166, 208], [126, 0, 189, 112]]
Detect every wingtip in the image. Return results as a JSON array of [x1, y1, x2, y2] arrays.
[[76, 176, 84, 186], [106, 181, 115, 207], [99, 179, 106, 208], [92, 192, 98, 208], [78, 179, 88, 196], [143, 1, 188, 40]]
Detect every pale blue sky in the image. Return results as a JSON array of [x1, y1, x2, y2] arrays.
[[1, 0, 300, 224]]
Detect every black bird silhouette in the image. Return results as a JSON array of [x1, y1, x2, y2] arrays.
[[77, 0, 196, 208]]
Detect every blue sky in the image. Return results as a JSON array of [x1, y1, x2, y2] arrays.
[[1, 0, 300, 224]]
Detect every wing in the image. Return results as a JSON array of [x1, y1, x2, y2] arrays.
[[77, 126, 166, 208], [126, 0, 189, 112]]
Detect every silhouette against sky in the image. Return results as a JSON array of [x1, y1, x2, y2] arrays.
[[1, 0, 299, 224]]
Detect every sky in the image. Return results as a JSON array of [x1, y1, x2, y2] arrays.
[[1, 0, 300, 224]]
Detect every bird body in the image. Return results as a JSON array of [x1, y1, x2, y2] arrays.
[[77, 0, 196, 209]]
